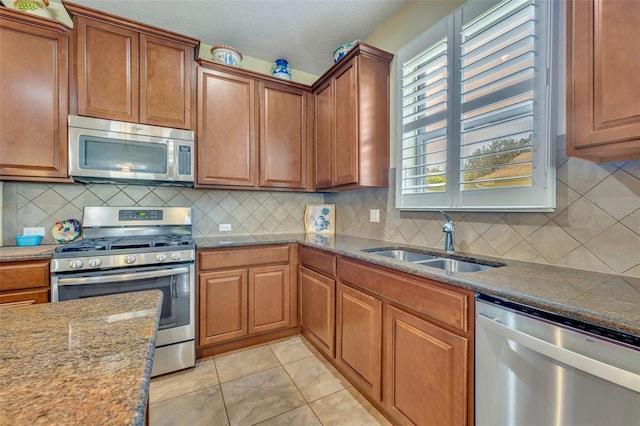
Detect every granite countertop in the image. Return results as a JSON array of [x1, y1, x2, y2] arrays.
[[194, 234, 640, 337], [2, 233, 638, 336], [0, 291, 163, 426], [0, 244, 58, 262]]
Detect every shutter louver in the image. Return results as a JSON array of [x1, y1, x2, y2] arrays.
[[459, 0, 535, 191], [400, 38, 448, 194]]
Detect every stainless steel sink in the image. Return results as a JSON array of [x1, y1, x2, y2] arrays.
[[364, 249, 438, 263], [415, 258, 492, 272], [363, 247, 501, 272]]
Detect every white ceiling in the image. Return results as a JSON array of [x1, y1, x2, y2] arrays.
[[62, 0, 408, 76]]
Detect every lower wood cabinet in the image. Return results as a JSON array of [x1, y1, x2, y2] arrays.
[[336, 282, 382, 401], [197, 245, 297, 355], [385, 304, 468, 426], [0, 260, 50, 307], [300, 253, 474, 426], [199, 269, 248, 345], [299, 266, 335, 357], [248, 265, 290, 334]]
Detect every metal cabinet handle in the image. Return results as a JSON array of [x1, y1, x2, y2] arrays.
[[477, 313, 640, 393], [57, 267, 190, 286]]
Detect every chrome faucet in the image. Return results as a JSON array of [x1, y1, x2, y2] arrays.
[[438, 210, 455, 253]]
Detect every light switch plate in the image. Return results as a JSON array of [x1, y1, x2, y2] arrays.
[[369, 209, 380, 223], [219, 224, 232, 232], [23, 227, 45, 236]]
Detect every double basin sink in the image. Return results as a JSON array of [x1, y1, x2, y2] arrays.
[[363, 248, 504, 273]]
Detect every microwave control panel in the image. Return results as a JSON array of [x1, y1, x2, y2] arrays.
[[178, 145, 192, 175]]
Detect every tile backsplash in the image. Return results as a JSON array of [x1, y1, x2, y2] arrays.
[[3, 141, 639, 278], [325, 144, 640, 278], [2, 183, 322, 245]]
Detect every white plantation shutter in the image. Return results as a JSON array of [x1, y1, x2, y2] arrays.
[[401, 36, 448, 195], [396, 0, 556, 211]]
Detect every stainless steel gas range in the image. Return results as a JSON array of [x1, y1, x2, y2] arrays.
[[51, 206, 196, 377]]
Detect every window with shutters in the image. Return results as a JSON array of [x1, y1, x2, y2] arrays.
[[396, 0, 557, 211]]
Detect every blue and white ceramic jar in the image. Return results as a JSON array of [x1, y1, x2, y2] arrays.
[[271, 58, 291, 80]]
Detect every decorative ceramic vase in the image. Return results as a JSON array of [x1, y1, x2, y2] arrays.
[[210, 45, 242, 67], [333, 41, 358, 63], [271, 58, 291, 80]]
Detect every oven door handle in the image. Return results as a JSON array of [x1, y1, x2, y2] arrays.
[[56, 267, 191, 286]]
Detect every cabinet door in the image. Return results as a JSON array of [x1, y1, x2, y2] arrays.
[[248, 265, 290, 334], [300, 266, 335, 357], [140, 34, 193, 129], [197, 68, 256, 186], [0, 289, 49, 307], [333, 59, 359, 186], [259, 83, 307, 189], [385, 305, 468, 426], [336, 283, 382, 401], [0, 12, 69, 180], [75, 16, 139, 122], [567, 0, 640, 161], [199, 269, 248, 345], [314, 80, 333, 189]]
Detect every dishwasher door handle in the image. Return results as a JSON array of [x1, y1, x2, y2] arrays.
[[477, 313, 640, 393]]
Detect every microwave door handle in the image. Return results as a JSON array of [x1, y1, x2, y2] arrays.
[[56, 267, 191, 286]]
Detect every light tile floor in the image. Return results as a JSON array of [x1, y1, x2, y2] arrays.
[[149, 335, 390, 426]]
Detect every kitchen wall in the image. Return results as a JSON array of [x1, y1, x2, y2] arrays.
[[325, 0, 640, 278], [2, 183, 321, 245]]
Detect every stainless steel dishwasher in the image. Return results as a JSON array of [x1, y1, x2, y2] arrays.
[[476, 294, 640, 426]]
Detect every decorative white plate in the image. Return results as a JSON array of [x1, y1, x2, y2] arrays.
[[52, 219, 81, 243]]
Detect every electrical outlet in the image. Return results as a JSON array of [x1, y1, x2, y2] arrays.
[[219, 223, 232, 232], [369, 209, 380, 223], [23, 227, 45, 236]]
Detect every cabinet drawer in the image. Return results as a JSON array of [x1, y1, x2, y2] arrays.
[[0, 288, 49, 307], [0, 261, 50, 292], [300, 245, 336, 277], [199, 245, 290, 271], [338, 258, 470, 333]]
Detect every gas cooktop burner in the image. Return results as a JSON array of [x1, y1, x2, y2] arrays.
[[55, 236, 194, 254]]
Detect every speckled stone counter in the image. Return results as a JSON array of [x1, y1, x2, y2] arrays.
[[195, 234, 640, 336], [0, 244, 58, 262], [0, 291, 163, 425]]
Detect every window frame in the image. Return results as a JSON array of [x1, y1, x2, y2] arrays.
[[395, 0, 558, 212]]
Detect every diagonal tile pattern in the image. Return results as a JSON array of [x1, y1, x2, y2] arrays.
[[2, 152, 639, 277], [2, 183, 323, 246], [326, 156, 640, 278], [148, 336, 388, 426]]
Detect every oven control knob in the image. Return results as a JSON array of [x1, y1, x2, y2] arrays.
[[156, 253, 167, 262], [69, 259, 83, 269], [171, 252, 182, 261], [89, 258, 102, 268], [123, 255, 136, 264]]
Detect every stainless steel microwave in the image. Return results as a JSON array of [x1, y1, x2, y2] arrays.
[[68, 115, 194, 186]]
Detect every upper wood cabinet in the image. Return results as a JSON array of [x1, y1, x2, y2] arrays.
[[259, 82, 308, 189], [196, 60, 311, 190], [0, 9, 70, 182], [197, 67, 257, 187], [567, 0, 640, 162], [312, 43, 393, 191], [65, 2, 198, 130]]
